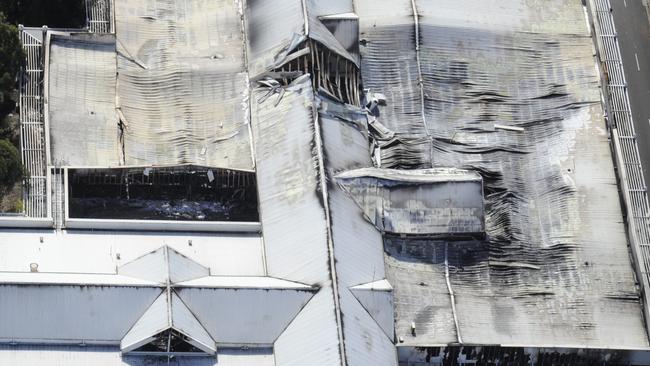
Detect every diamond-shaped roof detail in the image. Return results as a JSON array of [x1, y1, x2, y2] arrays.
[[121, 291, 216, 355], [118, 246, 210, 284]]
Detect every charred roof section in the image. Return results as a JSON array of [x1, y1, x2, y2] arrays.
[[336, 168, 485, 238]]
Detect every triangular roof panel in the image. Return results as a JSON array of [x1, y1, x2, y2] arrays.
[[118, 246, 209, 284], [350, 280, 395, 340], [121, 291, 216, 355]]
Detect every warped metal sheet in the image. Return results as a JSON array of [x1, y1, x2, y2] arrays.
[[245, 0, 306, 77], [305, 0, 353, 18], [48, 33, 120, 166], [319, 13, 360, 63], [354, 0, 425, 144], [318, 106, 386, 285], [318, 98, 396, 365], [307, 13, 358, 65], [356, 0, 649, 348], [250, 79, 329, 284], [384, 239, 458, 345], [336, 168, 485, 235], [115, 0, 253, 169], [0, 285, 161, 343]]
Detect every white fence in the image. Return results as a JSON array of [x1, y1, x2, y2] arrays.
[[85, 0, 113, 33], [18, 28, 48, 218]]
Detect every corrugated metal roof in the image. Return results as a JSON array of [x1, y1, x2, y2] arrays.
[[250, 77, 344, 363], [176, 276, 315, 289], [0, 345, 275, 366], [350, 283, 395, 341], [336, 168, 485, 235], [274, 289, 343, 366], [170, 293, 217, 354], [120, 292, 169, 352], [177, 287, 314, 345], [97, 0, 253, 169], [48, 33, 120, 166], [318, 93, 397, 365], [251, 79, 330, 285], [0, 272, 158, 286], [355, 0, 649, 348], [7, 0, 650, 363], [0, 285, 161, 344], [245, 0, 306, 77]]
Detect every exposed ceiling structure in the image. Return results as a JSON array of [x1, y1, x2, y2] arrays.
[[2, 0, 650, 365]]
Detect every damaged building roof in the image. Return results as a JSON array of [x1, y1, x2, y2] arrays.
[[2, 0, 650, 365]]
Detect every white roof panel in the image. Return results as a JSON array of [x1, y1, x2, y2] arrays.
[[0, 272, 157, 286], [170, 293, 217, 354], [176, 276, 314, 290], [177, 287, 314, 345], [0, 231, 265, 276], [0, 345, 275, 366], [120, 292, 169, 352], [0, 285, 161, 344]]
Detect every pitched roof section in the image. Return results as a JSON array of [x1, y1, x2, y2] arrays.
[[118, 246, 209, 284], [350, 280, 395, 340], [336, 168, 485, 236], [120, 291, 216, 355]]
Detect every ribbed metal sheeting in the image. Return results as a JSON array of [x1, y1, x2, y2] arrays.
[[251, 79, 343, 366], [590, 0, 650, 337], [18, 29, 48, 218], [114, 0, 254, 169], [356, 0, 648, 348], [48, 34, 120, 167]]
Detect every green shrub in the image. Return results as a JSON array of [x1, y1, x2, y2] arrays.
[[0, 138, 22, 193]]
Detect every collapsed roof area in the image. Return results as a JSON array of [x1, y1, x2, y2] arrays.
[[68, 166, 258, 221], [2, 0, 650, 365]]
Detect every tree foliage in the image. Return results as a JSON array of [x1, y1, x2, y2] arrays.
[[0, 15, 23, 107], [0, 139, 22, 192], [0, 0, 86, 28]]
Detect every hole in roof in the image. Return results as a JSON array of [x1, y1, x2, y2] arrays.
[[67, 166, 258, 221], [131, 329, 205, 354]]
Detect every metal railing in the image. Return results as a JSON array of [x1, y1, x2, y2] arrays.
[[18, 28, 48, 218], [589, 0, 650, 337], [85, 0, 113, 33], [51, 167, 65, 229]]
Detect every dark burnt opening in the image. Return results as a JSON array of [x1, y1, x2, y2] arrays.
[[132, 329, 204, 354], [67, 166, 258, 221]]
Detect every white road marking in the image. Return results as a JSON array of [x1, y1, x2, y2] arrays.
[[624, 0, 627, 7], [636, 52, 641, 71]]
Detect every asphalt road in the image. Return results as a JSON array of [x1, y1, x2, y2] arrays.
[[611, 0, 650, 188]]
